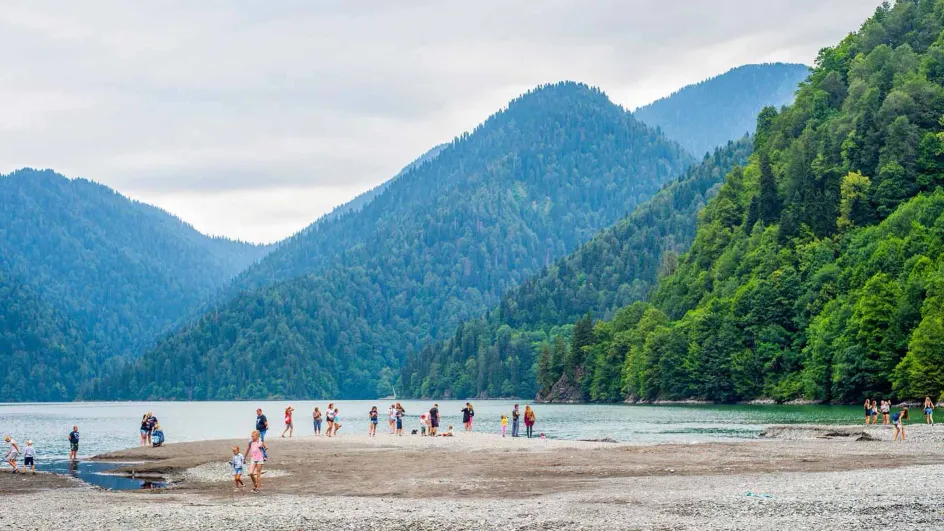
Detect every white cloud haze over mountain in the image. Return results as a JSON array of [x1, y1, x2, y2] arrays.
[[0, 0, 880, 243]]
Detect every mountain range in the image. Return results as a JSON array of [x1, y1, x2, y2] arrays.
[[2, 59, 856, 402], [634, 63, 809, 158], [96, 82, 691, 400]]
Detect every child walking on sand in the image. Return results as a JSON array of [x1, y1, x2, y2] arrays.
[[231, 445, 245, 489], [501, 415, 508, 437], [420, 413, 428, 436]]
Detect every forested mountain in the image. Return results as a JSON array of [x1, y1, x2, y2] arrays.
[[399, 138, 752, 399], [97, 82, 692, 400], [317, 144, 446, 225], [0, 275, 92, 401], [0, 169, 270, 397], [634, 63, 809, 157], [223, 145, 445, 297], [538, 0, 944, 404]]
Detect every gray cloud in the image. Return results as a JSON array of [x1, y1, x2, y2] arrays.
[[0, 0, 880, 243]]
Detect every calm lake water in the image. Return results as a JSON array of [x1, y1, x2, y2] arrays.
[[0, 400, 863, 459]]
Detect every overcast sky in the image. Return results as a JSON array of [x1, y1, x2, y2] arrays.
[[0, 1, 880, 244]]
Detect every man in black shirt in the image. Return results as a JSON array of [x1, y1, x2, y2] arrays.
[[256, 408, 269, 441], [429, 404, 440, 436]]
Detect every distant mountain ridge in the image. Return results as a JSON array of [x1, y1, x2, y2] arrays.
[[98, 81, 693, 400], [634, 63, 809, 157], [318, 144, 447, 225], [0, 168, 271, 399]]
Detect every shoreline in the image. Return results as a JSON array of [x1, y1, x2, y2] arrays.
[[4, 425, 944, 529]]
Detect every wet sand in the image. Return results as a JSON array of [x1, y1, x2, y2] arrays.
[[3, 424, 944, 529]]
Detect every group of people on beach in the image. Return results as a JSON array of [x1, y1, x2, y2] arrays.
[[139, 412, 164, 447], [862, 397, 937, 442], [3, 425, 79, 474], [232, 403, 541, 493]]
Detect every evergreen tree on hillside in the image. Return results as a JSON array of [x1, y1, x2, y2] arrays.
[[557, 0, 944, 404], [400, 139, 752, 400]]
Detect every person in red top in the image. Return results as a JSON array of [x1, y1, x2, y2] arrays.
[[281, 406, 295, 438]]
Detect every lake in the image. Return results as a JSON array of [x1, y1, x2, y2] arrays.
[[0, 400, 863, 459]]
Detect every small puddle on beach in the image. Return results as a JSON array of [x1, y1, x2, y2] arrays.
[[44, 460, 167, 490]]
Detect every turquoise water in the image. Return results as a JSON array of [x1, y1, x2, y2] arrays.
[[0, 400, 862, 460]]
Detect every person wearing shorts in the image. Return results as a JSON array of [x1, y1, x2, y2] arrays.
[[281, 406, 295, 438], [68, 426, 80, 461], [368, 407, 379, 437], [5, 436, 20, 473], [244, 430, 267, 493], [23, 440, 35, 473]]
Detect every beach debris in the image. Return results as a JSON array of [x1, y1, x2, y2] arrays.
[[745, 492, 774, 499]]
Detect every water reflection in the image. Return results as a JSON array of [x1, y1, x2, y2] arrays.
[[44, 460, 167, 490]]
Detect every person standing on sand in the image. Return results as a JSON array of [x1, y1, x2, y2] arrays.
[[512, 404, 521, 437], [68, 425, 80, 460], [863, 399, 872, 425], [4, 436, 20, 473], [881, 400, 890, 425], [395, 403, 405, 436], [892, 407, 909, 442], [244, 430, 267, 493], [524, 406, 536, 438], [870, 400, 879, 424], [332, 408, 342, 436], [139, 413, 150, 447], [255, 409, 269, 442], [369, 406, 379, 436], [461, 403, 474, 432], [281, 406, 295, 438], [313, 407, 323, 435], [924, 397, 934, 425], [500, 415, 508, 437], [429, 404, 440, 436], [325, 404, 336, 437], [23, 440, 35, 474], [389, 404, 398, 434]]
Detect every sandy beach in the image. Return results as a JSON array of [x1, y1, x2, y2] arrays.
[[2, 425, 944, 530]]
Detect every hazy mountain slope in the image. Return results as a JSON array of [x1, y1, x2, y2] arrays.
[[634, 63, 809, 157], [400, 137, 752, 399], [101, 82, 692, 400], [318, 144, 447, 224], [0, 168, 270, 363]]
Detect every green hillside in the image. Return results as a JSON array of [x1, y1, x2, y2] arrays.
[[98, 82, 692, 400], [399, 138, 751, 399], [0, 169, 272, 399], [541, 0, 944, 404]]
